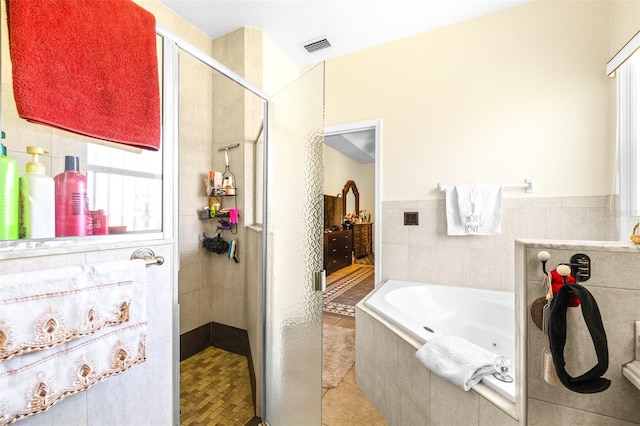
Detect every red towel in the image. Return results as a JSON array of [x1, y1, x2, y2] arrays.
[[6, 0, 160, 151]]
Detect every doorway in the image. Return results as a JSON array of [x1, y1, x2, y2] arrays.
[[324, 119, 381, 284], [321, 119, 383, 424]]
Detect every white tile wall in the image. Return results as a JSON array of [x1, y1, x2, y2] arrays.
[[381, 196, 616, 292]]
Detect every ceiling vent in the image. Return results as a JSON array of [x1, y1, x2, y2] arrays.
[[301, 36, 331, 54]]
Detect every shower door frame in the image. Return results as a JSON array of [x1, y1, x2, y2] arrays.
[[155, 24, 271, 425], [156, 24, 324, 425]]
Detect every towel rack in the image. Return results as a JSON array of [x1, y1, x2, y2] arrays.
[[437, 179, 534, 194], [131, 248, 165, 267], [217, 143, 240, 151]]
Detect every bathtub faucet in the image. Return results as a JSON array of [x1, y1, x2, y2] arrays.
[[492, 357, 513, 383]]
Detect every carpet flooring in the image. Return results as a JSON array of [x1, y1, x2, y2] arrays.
[[322, 323, 355, 389], [323, 266, 375, 318]]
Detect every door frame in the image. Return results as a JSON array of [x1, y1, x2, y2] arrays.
[[324, 119, 382, 286]]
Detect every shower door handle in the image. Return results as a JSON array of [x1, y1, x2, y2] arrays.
[[314, 270, 326, 292]]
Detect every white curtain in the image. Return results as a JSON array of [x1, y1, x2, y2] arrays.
[[617, 53, 640, 239]]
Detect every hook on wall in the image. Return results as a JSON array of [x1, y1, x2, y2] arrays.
[[536, 251, 591, 283], [537, 251, 550, 275]]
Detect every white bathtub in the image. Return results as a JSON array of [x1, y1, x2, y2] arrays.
[[363, 279, 516, 402]]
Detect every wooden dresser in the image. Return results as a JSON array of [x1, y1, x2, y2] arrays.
[[323, 229, 353, 275], [353, 223, 373, 259]]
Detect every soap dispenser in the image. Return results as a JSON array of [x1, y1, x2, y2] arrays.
[[19, 146, 54, 239], [0, 137, 19, 240]]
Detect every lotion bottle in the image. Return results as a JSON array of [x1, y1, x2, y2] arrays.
[[0, 140, 19, 240], [55, 155, 89, 236], [19, 146, 54, 239]]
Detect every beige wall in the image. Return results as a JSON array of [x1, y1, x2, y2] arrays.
[[608, 0, 640, 58], [323, 0, 640, 292], [324, 145, 375, 222], [263, 34, 300, 95], [326, 0, 614, 200]]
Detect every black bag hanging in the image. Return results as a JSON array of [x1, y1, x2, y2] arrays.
[[202, 232, 229, 255], [548, 282, 611, 393]]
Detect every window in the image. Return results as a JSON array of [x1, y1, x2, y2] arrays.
[[86, 143, 163, 233], [616, 52, 640, 239]]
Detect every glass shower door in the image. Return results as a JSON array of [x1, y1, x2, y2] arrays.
[[264, 63, 325, 424]]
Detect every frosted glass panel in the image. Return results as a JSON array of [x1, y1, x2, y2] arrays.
[[265, 64, 325, 424]]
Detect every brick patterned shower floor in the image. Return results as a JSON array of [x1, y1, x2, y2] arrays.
[[180, 264, 384, 426], [180, 346, 255, 425]]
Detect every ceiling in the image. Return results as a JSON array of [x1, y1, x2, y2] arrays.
[[325, 129, 375, 163], [158, 0, 531, 67]]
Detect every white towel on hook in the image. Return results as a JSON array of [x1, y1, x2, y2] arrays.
[[445, 184, 503, 235], [415, 335, 504, 391]]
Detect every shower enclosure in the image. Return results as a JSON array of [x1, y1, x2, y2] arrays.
[[158, 26, 325, 424]]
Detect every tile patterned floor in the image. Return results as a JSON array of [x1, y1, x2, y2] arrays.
[[180, 346, 255, 425], [179, 264, 385, 425]]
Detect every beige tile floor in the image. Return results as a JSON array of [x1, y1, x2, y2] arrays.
[[322, 313, 387, 426], [322, 264, 387, 425], [179, 264, 385, 425]]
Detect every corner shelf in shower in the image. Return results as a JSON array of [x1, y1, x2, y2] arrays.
[[198, 191, 238, 234]]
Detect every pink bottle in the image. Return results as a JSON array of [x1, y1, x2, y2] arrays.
[[55, 156, 90, 236]]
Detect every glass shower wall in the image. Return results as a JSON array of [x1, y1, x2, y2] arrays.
[[264, 63, 325, 424]]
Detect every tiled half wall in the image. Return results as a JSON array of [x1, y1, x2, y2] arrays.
[[380, 196, 617, 292]]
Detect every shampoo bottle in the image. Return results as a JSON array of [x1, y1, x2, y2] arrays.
[[55, 155, 89, 236], [19, 146, 55, 239], [0, 140, 19, 240]]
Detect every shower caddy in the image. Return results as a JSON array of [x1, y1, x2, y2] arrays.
[[199, 143, 238, 235]]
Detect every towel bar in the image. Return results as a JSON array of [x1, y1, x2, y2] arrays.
[[131, 248, 164, 267], [437, 179, 534, 194]]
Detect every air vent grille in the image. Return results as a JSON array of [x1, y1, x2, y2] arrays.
[[302, 37, 331, 54]]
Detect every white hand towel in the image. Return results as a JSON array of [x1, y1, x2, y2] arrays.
[[446, 184, 502, 235], [445, 186, 465, 235], [415, 335, 504, 391], [0, 259, 147, 424], [0, 260, 146, 361]]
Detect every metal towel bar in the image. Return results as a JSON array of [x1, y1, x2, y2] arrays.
[[437, 178, 534, 194], [131, 248, 164, 267]]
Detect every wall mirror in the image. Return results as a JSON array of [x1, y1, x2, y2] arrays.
[[342, 180, 359, 218], [0, 35, 165, 242]]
